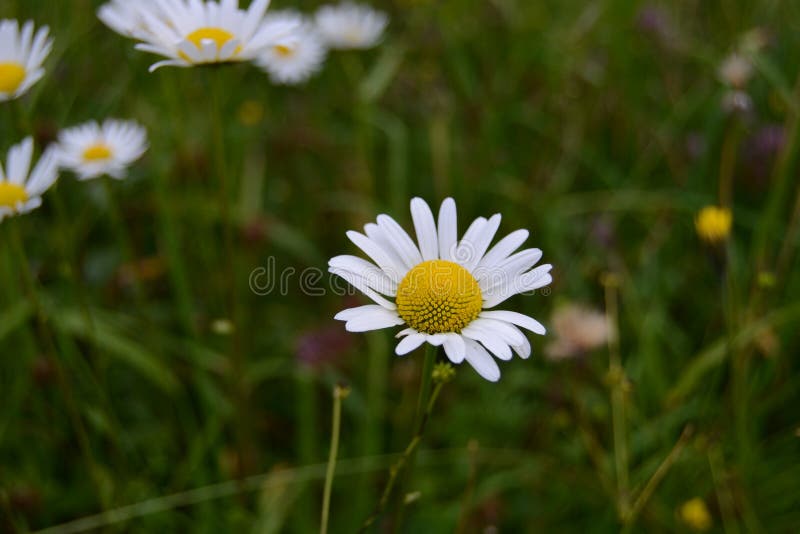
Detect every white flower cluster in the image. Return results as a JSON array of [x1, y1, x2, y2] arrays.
[[98, 0, 388, 85]]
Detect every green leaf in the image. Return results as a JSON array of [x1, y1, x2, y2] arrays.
[[0, 300, 34, 341], [50, 307, 180, 394], [668, 303, 800, 403]]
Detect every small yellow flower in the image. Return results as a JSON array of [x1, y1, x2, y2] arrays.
[[680, 497, 712, 531], [695, 206, 732, 243]]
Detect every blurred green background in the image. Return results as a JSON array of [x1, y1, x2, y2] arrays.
[[2, 0, 800, 532]]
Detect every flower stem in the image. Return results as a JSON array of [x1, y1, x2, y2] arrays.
[[603, 273, 630, 520], [359, 346, 443, 532], [210, 69, 251, 474], [416, 343, 437, 421], [321, 385, 350, 534]]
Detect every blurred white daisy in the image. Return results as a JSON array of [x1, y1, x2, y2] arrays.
[[315, 2, 387, 50], [97, 0, 162, 39], [544, 303, 610, 361], [0, 137, 59, 221], [255, 11, 327, 85], [118, 0, 300, 71], [57, 119, 148, 180], [329, 198, 552, 382], [0, 19, 54, 102]]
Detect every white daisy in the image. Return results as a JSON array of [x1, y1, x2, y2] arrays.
[[329, 198, 553, 382], [56, 119, 148, 180], [97, 0, 163, 39], [0, 19, 54, 102], [255, 11, 327, 85], [0, 137, 59, 222], [314, 2, 387, 50], [120, 0, 301, 71]]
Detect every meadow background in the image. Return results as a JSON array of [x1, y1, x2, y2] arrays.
[[2, 0, 800, 532]]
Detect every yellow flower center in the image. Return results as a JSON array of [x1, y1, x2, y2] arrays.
[[181, 27, 242, 62], [0, 182, 28, 209], [396, 260, 483, 334], [274, 44, 295, 57], [695, 206, 732, 243], [0, 62, 26, 93], [83, 143, 113, 162]]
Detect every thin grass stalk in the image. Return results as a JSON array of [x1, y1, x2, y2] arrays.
[[210, 69, 251, 474], [603, 273, 630, 520], [7, 220, 106, 508], [621, 426, 693, 531], [321, 384, 350, 534], [156, 75, 198, 335]]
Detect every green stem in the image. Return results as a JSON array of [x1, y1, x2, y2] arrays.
[[621, 426, 693, 531], [102, 179, 147, 306], [604, 274, 630, 520], [296, 369, 318, 534], [157, 75, 197, 335], [209, 70, 251, 474], [321, 385, 349, 534], [360, 345, 441, 532], [7, 220, 106, 508], [753, 73, 800, 271], [415, 344, 437, 421], [352, 332, 389, 523]]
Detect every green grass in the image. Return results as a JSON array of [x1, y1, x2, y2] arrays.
[[2, 0, 800, 532]]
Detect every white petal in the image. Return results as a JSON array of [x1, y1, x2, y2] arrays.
[[512, 333, 532, 359], [437, 198, 457, 261], [483, 264, 553, 309], [334, 305, 404, 332], [329, 268, 397, 310], [346, 230, 406, 283], [476, 229, 529, 271], [461, 323, 513, 361], [468, 317, 526, 346], [395, 327, 417, 338], [442, 333, 466, 364], [410, 198, 439, 261], [463, 214, 501, 272], [8, 137, 33, 186], [479, 248, 543, 293], [377, 214, 423, 270], [395, 333, 426, 355], [453, 217, 485, 266], [463, 338, 501, 382], [329, 254, 397, 295], [478, 310, 546, 335]]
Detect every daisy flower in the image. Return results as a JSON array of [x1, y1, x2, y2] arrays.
[[0, 137, 59, 222], [255, 11, 327, 85], [119, 0, 300, 71], [315, 2, 387, 50], [97, 0, 162, 39], [56, 119, 148, 180], [0, 19, 54, 102], [329, 198, 553, 382]]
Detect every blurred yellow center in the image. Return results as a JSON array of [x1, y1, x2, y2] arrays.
[[274, 44, 295, 57], [83, 143, 113, 161], [0, 182, 28, 208], [181, 27, 242, 61], [0, 62, 26, 93], [187, 27, 235, 49], [695, 206, 732, 243], [396, 260, 482, 334]]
